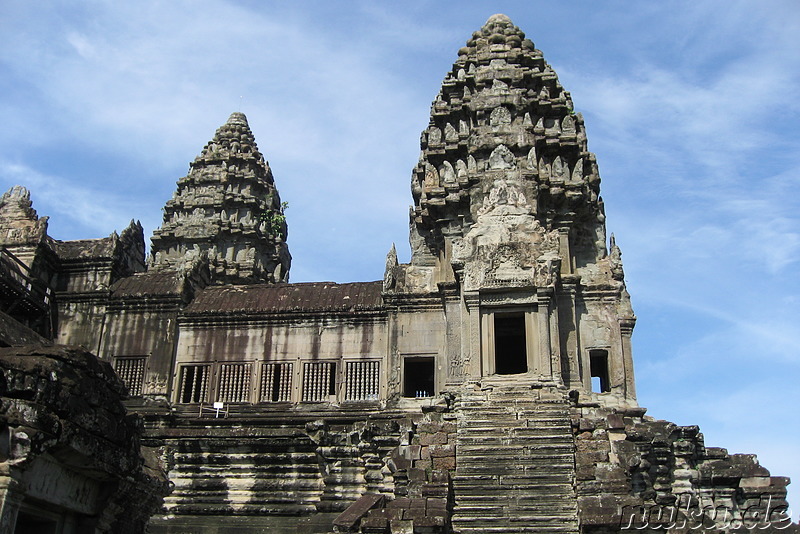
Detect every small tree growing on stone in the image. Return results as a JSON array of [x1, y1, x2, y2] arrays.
[[258, 201, 288, 239]]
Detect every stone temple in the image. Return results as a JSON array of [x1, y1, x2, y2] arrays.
[[0, 13, 795, 534]]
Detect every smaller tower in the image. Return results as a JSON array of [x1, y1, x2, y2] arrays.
[[150, 112, 291, 284]]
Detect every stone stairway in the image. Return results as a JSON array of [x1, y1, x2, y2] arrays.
[[451, 385, 580, 534]]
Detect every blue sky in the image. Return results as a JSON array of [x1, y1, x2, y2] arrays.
[[2, 0, 799, 516]]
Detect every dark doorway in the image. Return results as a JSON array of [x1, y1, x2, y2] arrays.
[[15, 511, 59, 534], [403, 358, 434, 397], [494, 313, 528, 374], [590, 349, 610, 393]]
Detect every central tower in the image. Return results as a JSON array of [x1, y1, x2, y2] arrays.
[[385, 14, 636, 404]]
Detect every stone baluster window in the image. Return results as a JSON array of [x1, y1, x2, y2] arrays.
[[302, 361, 336, 402], [344, 360, 380, 401], [178, 364, 211, 404], [259, 362, 293, 402], [114, 356, 147, 397], [217, 362, 252, 403]]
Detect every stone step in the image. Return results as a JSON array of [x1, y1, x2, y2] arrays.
[[456, 438, 574, 449], [455, 470, 572, 481], [454, 505, 575, 517], [169, 477, 323, 490], [171, 453, 320, 461], [458, 399, 568, 408], [458, 440, 573, 449], [455, 439, 571, 448], [451, 505, 506, 516], [164, 502, 317, 515], [453, 472, 575, 481], [456, 435, 572, 446], [453, 528, 578, 534], [516, 428, 572, 436], [457, 408, 516, 415], [452, 482, 574, 495], [462, 459, 574, 468], [458, 425, 571, 433], [165, 492, 323, 505], [453, 487, 575, 499], [459, 417, 523, 426], [453, 514, 577, 524], [170, 464, 321, 473], [453, 390, 579, 534], [454, 509, 577, 522], [455, 455, 575, 466]]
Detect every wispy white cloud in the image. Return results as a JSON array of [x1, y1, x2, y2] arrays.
[[0, 160, 154, 240]]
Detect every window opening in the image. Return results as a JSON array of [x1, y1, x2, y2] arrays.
[[302, 361, 337, 402], [178, 364, 210, 403], [403, 357, 434, 398], [217, 362, 251, 403], [345, 360, 380, 401], [260, 362, 293, 402], [114, 356, 147, 396], [494, 313, 527, 375], [590, 349, 610, 393]]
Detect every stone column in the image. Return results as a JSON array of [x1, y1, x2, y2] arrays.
[[524, 308, 539, 376], [619, 318, 637, 402], [557, 227, 573, 275], [536, 290, 553, 379], [445, 295, 464, 385], [558, 279, 582, 388], [463, 292, 482, 379], [548, 290, 563, 386], [480, 310, 494, 377], [385, 308, 399, 396], [0, 475, 23, 534]]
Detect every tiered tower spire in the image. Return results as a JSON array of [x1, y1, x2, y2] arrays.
[[409, 14, 606, 288], [150, 112, 291, 284], [386, 14, 636, 401]]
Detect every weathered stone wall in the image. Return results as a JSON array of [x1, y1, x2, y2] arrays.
[[572, 401, 796, 533], [100, 307, 180, 399], [147, 399, 457, 534], [0, 344, 169, 533], [172, 315, 389, 404], [55, 298, 108, 350]]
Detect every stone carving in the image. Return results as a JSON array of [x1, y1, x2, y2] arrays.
[[488, 144, 516, 170], [562, 114, 576, 134], [526, 147, 538, 171], [478, 177, 527, 216], [552, 156, 567, 181], [383, 243, 398, 291], [0, 185, 49, 245], [535, 257, 560, 288], [453, 173, 560, 290], [490, 106, 512, 127], [440, 161, 456, 184], [427, 126, 442, 145], [571, 158, 584, 182], [609, 233, 625, 281], [444, 123, 458, 143]]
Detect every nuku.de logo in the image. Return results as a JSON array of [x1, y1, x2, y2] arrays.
[[620, 494, 793, 530]]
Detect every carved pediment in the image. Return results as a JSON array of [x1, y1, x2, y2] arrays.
[[453, 184, 560, 291]]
